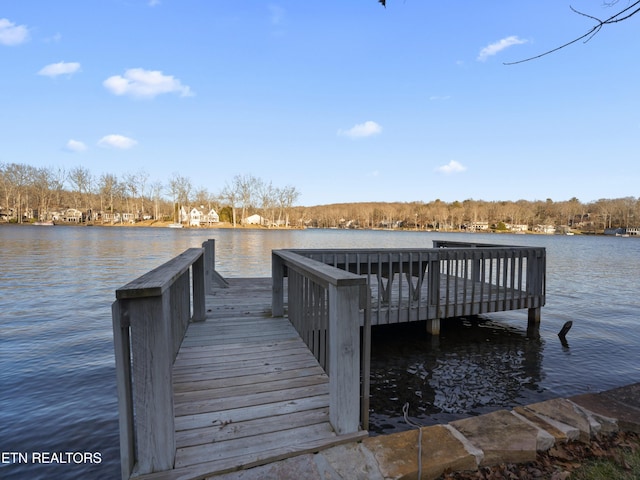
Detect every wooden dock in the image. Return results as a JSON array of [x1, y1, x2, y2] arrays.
[[134, 278, 366, 480], [113, 239, 545, 479]]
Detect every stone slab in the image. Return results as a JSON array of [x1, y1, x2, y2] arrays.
[[362, 425, 478, 480], [571, 385, 640, 434], [524, 398, 595, 442], [513, 405, 573, 443], [316, 442, 385, 480], [450, 409, 539, 466], [206, 453, 322, 480]]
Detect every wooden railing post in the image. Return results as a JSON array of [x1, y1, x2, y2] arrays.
[[192, 254, 205, 322], [202, 239, 215, 293], [112, 301, 135, 480], [526, 249, 545, 325], [129, 293, 176, 475], [328, 282, 361, 434], [272, 252, 285, 317]]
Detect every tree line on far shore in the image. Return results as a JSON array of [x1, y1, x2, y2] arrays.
[[0, 161, 638, 233], [0, 163, 299, 227]]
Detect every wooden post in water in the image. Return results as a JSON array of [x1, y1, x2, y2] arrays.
[[328, 282, 361, 434], [526, 248, 545, 329], [426, 255, 441, 335]]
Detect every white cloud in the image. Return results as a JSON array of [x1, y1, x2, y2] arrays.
[[0, 18, 29, 46], [338, 120, 382, 139], [477, 36, 527, 62], [103, 68, 193, 99], [436, 160, 467, 174], [66, 139, 87, 152], [97, 134, 137, 150], [148, 0, 161, 6], [38, 61, 81, 77]]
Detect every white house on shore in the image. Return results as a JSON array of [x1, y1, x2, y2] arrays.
[[189, 208, 220, 227], [506, 223, 529, 233], [469, 221, 489, 231], [534, 224, 556, 234], [244, 214, 266, 226], [62, 208, 83, 223]]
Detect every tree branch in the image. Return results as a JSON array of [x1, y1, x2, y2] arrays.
[[504, 1, 640, 64]]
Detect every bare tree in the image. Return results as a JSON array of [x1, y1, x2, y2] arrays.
[[0, 162, 15, 218], [4, 163, 34, 223], [67, 166, 93, 220], [50, 167, 66, 209], [150, 181, 164, 221], [167, 174, 192, 224], [31, 167, 55, 221], [99, 173, 119, 224], [234, 174, 258, 225], [278, 185, 300, 227], [220, 183, 239, 227], [135, 170, 150, 219], [257, 180, 277, 226]]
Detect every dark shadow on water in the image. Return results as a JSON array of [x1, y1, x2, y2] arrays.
[[368, 316, 546, 435]]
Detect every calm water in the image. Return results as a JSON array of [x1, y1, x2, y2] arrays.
[[1, 226, 639, 479]]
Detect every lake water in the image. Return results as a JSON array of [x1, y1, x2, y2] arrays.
[[1, 225, 639, 479]]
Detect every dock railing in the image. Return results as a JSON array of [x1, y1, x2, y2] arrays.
[[433, 240, 546, 325], [272, 250, 371, 434], [112, 239, 216, 479], [277, 240, 545, 334]]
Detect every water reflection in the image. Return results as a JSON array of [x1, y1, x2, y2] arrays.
[[369, 316, 546, 434]]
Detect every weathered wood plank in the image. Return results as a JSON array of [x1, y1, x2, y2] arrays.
[[173, 366, 325, 393], [175, 422, 337, 468], [175, 408, 330, 448], [174, 373, 328, 405], [174, 382, 330, 416], [173, 357, 322, 385], [174, 394, 331, 432]]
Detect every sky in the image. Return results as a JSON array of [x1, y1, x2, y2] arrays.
[[1, 1, 639, 207]]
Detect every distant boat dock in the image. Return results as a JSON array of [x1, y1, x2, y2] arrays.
[[112, 239, 546, 479]]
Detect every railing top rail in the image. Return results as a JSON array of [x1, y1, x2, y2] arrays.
[[285, 244, 544, 258], [273, 250, 366, 288], [432, 240, 534, 249], [116, 247, 203, 300]]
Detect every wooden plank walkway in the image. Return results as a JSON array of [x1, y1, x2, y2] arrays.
[[138, 278, 366, 480]]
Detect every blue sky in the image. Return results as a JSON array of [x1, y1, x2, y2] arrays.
[[1, 1, 638, 206]]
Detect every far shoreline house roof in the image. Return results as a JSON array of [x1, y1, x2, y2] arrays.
[[244, 214, 265, 225]]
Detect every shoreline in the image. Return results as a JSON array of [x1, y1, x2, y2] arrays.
[[0, 220, 608, 235]]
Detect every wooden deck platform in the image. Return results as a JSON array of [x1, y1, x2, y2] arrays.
[[138, 278, 366, 480]]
